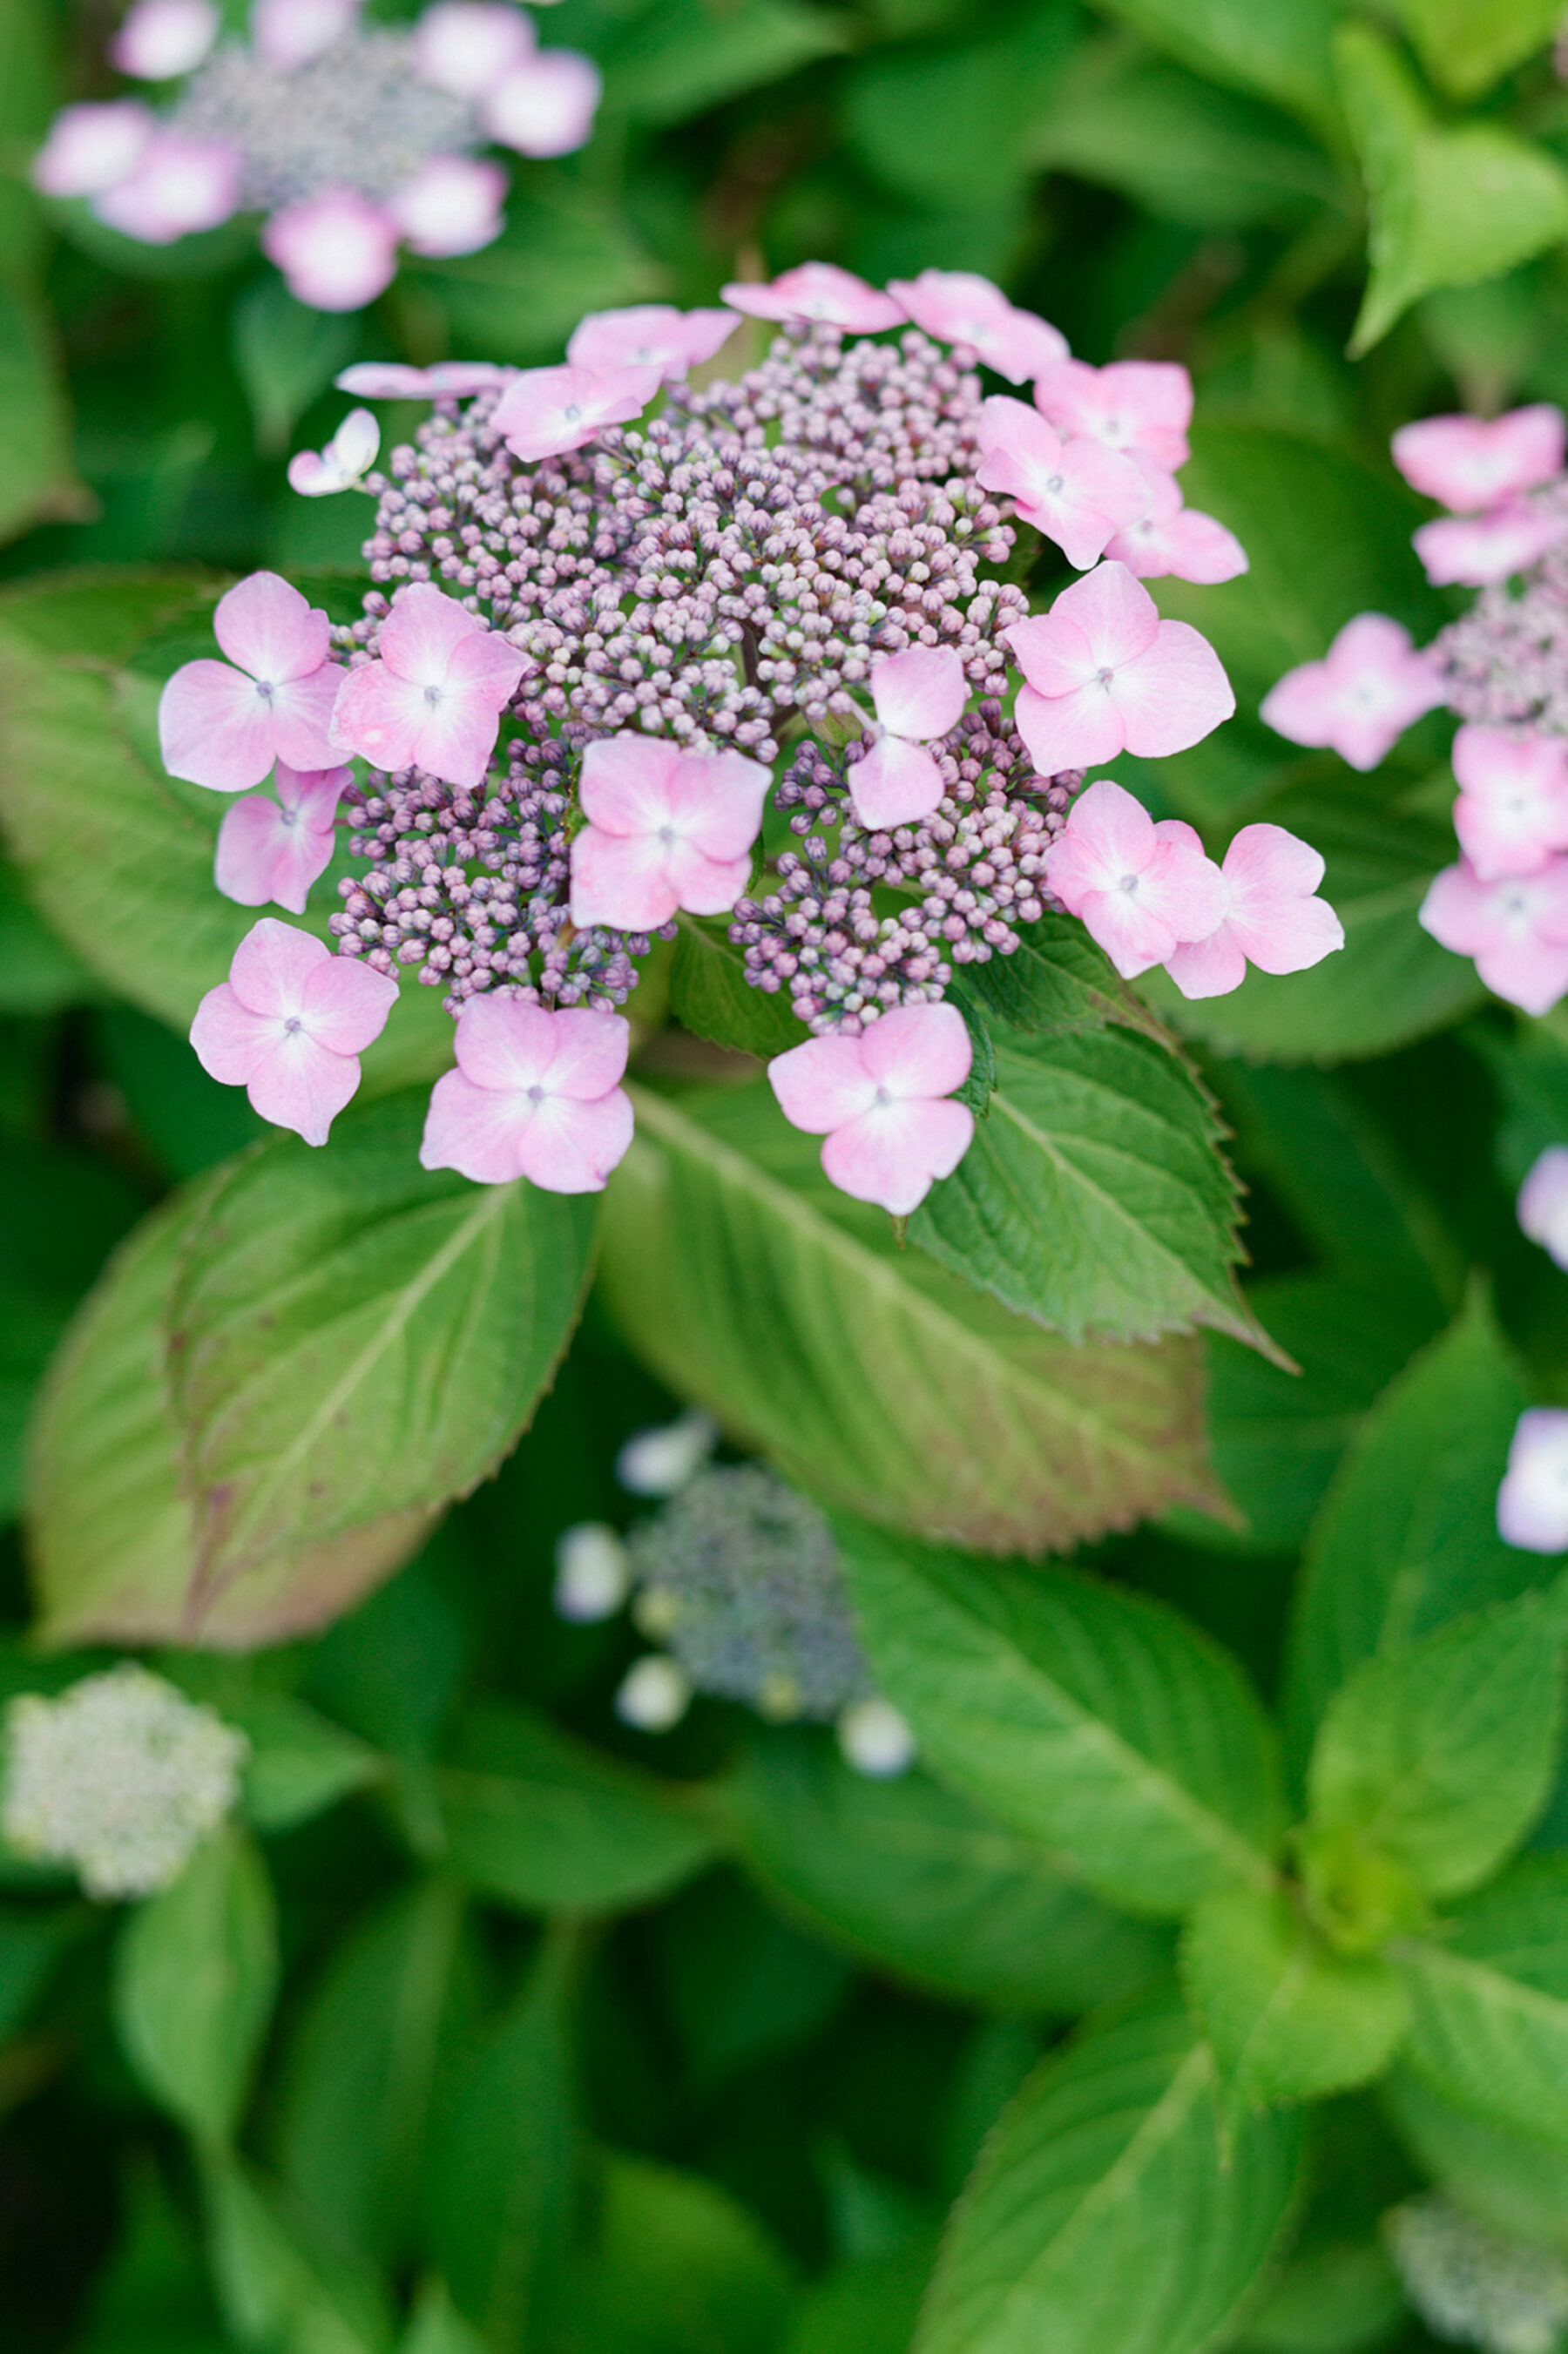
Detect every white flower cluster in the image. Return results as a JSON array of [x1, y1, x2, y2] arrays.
[[2, 1664, 247, 1900], [1387, 2195, 1568, 2354]]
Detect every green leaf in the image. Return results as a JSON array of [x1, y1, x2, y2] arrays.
[[407, 183, 660, 366], [1140, 788, 1486, 1065], [597, 1080, 1224, 1557], [964, 913, 1156, 1041], [841, 0, 1079, 209], [1382, 2062, 1568, 2247], [1335, 24, 1568, 355], [422, 1933, 578, 2352], [598, 0, 848, 123], [550, 2151, 796, 2354], [201, 2153, 394, 2354], [1285, 1298, 1534, 1779], [399, 2282, 490, 2354], [910, 1022, 1270, 1354], [782, 2246, 935, 2354], [720, 1728, 1171, 2015], [668, 915, 806, 1059], [1092, 0, 1338, 132], [1236, 2236, 1407, 2354], [836, 1519, 1281, 1918], [166, 1090, 594, 1600], [436, 1699, 715, 1913], [114, 1828, 278, 2145], [230, 277, 357, 458], [1398, 1858, 1568, 2153], [0, 281, 89, 545], [916, 1987, 1306, 2354], [26, 1182, 438, 1649], [231, 1693, 383, 1832], [1180, 1884, 1409, 2113], [276, 1878, 476, 2269], [1304, 1585, 1568, 1913], [1387, 0, 1565, 100]]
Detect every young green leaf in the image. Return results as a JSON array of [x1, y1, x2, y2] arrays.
[[720, 1728, 1171, 2015], [550, 2150, 797, 2354], [1286, 1297, 1533, 1776], [1398, 1858, 1568, 2153], [231, 1692, 383, 1832], [436, 1700, 715, 1914], [1092, 0, 1338, 132], [911, 1023, 1274, 1355], [597, 0, 848, 124], [835, 1519, 1281, 1917], [1180, 1884, 1409, 2112], [114, 1827, 278, 2145], [596, 1080, 1225, 1558], [202, 2152, 394, 2354], [1386, 0, 1565, 101], [1305, 1584, 1568, 1912], [166, 1089, 595, 1603], [668, 914, 811, 1059], [916, 1987, 1306, 2354]]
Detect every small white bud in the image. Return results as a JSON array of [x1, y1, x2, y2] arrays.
[[615, 1410, 719, 1498], [837, 1695, 916, 1778], [614, 1655, 692, 1733], [553, 1522, 631, 1621]]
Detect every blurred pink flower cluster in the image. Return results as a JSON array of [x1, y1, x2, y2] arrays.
[[1263, 402, 1568, 1018], [32, 0, 598, 310], [160, 264, 1341, 1213]]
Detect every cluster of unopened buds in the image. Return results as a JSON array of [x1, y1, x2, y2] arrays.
[[159, 259, 1344, 1217], [1265, 402, 1568, 1020], [32, 0, 597, 310]]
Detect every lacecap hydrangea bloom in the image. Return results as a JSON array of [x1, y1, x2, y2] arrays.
[[32, 0, 598, 311], [2, 1664, 247, 1900], [1386, 2195, 1568, 2354], [159, 263, 1342, 1216], [1262, 399, 1568, 1021]]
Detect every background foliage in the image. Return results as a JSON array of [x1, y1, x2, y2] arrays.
[[8, 1, 1568, 2351]]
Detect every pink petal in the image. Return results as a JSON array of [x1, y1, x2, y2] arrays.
[[483, 51, 601, 159], [111, 0, 216, 77], [375, 580, 473, 680], [768, 1034, 878, 1133], [389, 154, 506, 259], [421, 1066, 529, 1182], [1068, 884, 1181, 980], [328, 663, 430, 775], [190, 983, 282, 1085], [1043, 777, 1156, 907], [1111, 620, 1235, 759], [490, 362, 659, 460], [213, 571, 332, 685], [412, 0, 532, 98], [1392, 408, 1565, 512], [1475, 933, 1568, 1018], [1004, 611, 1099, 700], [848, 737, 947, 830], [1261, 614, 1443, 771], [567, 304, 738, 379], [569, 826, 678, 930], [1034, 358, 1192, 470], [1107, 503, 1248, 585], [515, 1089, 634, 1192], [1237, 892, 1344, 977], [664, 748, 772, 862], [1418, 860, 1505, 957], [33, 102, 155, 198], [1452, 727, 1568, 879], [406, 686, 510, 789], [453, 996, 557, 1088], [868, 646, 968, 743], [261, 192, 399, 311], [1223, 821, 1325, 903], [159, 660, 282, 793], [539, 1007, 631, 1099], [720, 264, 903, 333], [93, 132, 239, 240], [213, 790, 335, 912], [252, 0, 362, 72], [229, 917, 331, 1017], [1164, 922, 1249, 1000], [275, 761, 351, 823], [886, 271, 1067, 382], [1518, 1148, 1568, 1268], [821, 1097, 974, 1217], [1046, 561, 1163, 670], [578, 734, 684, 835], [663, 839, 753, 917], [1413, 505, 1563, 588], [1013, 681, 1127, 775], [336, 361, 510, 398], [1220, 824, 1342, 974], [246, 1029, 361, 1146], [1498, 1410, 1568, 1552], [299, 954, 398, 1053], [1142, 821, 1228, 943], [858, 1000, 971, 1100], [265, 667, 343, 772]]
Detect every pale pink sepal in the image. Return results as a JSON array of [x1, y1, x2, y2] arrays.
[[1042, 777, 1225, 980], [846, 646, 966, 829], [886, 270, 1067, 382], [1519, 1147, 1568, 1272], [1260, 613, 1444, 772], [1104, 463, 1247, 583], [389, 155, 506, 258], [94, 132, 240, 241], [252, 0, 363, 71], [412, 0, 532, 96], [1498, 1409, 1568, 1552], [720, 263, 902, 334], [418, 997, 633, 1191], [567, 305, 739, 381], [975, 396, 1146, 571], [490, 362, 660, 462], [1420, 856, 1568, 1016], [1452, 727, 1568, 881], [337, 360, 510, 399], [1412, 504, 1564, 588], [329, 582, 525, 788], [1392, 407, 1565, 512], [111, 0, 217, 78], [483, 51, 601, 158], [287, 407, 379, 496], [768, 1000, 974, 1217], [159, 572, 341, 792], [569, 736, 770, 928], [190, 918, 396, 1145], [1006, 562, 1233, 775], [262, 190, 400, 311], [1033, 358, 1193, 472], [1164, 822, 1342, 1000], [213, 762, 347, 912], [33, 103, 155, 199]]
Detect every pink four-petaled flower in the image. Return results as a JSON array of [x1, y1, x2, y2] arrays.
[[568, 737, 771, 930], [190, 919, 397, 1145], [849, 646, 969, 831], [336, 360, 510, 400], [1411, 504, 1565, 589], [213, 762, 348, 914], [768, 1001, 974, 1218], [33, 101, 156, 198], [482, 51, 601, 159], [420, 997, 634, 1192], [159, 572, 341, 792], [412, 0, 531, 95], [1005, 561, 1234, 776], [1041, 779, 1224, 981], [1103, 463, 1248, 585], [1033, 359, 1193, 472], [330, 581, 526, 789], [885, 270, 1066, 383], [720, 263, 903, 334], [1518, 1147, 1568, 1273], [1260, 613, 1444, 772], [566, 305, 738, 381], [1163, 823, 1344, 1000], [1419, 857, 1568, 1017], [262, 190, 400, 310], [253, 0, 362, 71], [111, 0, 217, 79], [95, 131, 240, 242], [490, 362, 661, 462], [1391, 406, 1565, 512], [388, 155, 507, 259], [974, 396, 1146, 572], [1451, 726, 1568, 881]]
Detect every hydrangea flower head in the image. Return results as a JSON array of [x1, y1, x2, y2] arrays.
[[1006, 561, 1235, 774], [192, 917, 397, 1143], [768, 999, 974, 1216], [3, 1665, 247, 1901], [1260, 614, 1444, 771], [1518, 1147, 1568, 1272], [1042, 778, 1224, 981], [419, 997, 632, 1190]]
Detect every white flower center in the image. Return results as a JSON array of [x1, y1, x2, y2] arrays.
[[1047, 473, 1064, 493], [283, 1015, 303, 1034], [1096, 666, 1116, 688], [1118, 871, 1139, 895], [424, 683, 443, 706], [525, 1082, 546, 1102]]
